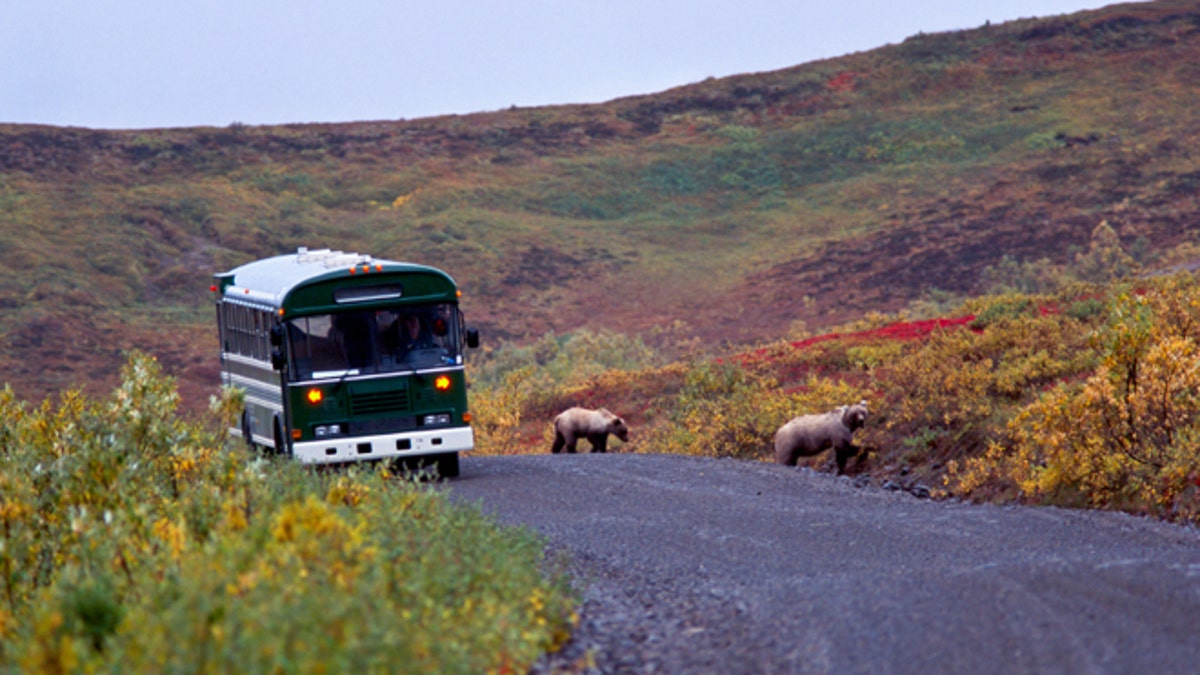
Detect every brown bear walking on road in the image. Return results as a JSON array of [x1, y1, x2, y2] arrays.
[[551, 407, 630, 453], [774, 400, 868, 474]]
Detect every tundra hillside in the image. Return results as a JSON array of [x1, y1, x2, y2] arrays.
[[2, 0, 1199, 413]]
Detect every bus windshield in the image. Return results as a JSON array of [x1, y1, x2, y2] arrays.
[[286, 302, 463, 380]]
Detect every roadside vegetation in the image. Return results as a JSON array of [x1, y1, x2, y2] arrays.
[[0, 356, 575, 672], [471, 259, 1200, 525]]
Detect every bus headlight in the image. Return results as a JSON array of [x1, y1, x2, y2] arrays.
[[314, 423, 343, 437], [422, 414, 451, 427]]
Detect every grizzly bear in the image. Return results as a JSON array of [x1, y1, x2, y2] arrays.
[[774, 400, 868, 474], [550, 407, 630, 454]]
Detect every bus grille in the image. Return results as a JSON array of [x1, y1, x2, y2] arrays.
[[350, 389, 410, 415]]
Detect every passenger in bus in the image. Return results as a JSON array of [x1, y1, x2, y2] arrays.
[[430, 304, 455, 349], [384, 313, 435, 357]]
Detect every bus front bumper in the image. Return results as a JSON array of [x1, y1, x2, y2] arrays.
[[291, 426, 474, 465]]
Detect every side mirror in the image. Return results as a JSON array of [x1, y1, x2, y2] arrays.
[[466, 328, 480, 349]]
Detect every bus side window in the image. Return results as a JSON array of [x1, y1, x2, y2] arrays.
[[235, 306, 246, 356], [241, 307, 251, 357], [239, 306, 251, 357], [255, 310, 267, 361]]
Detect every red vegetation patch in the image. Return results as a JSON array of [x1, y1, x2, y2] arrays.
[[826, 71, 859, 93], [739, 315, 979, 363]]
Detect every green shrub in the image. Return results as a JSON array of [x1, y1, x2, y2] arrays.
[[470, 329, 658, 393], [1065, 296, 1105, 321], [642, 359, 868, 464], [969, 296, 1037, 329], [0, 352, 576, 672]]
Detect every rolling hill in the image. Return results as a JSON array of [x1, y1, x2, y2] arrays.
[[1, 0, 1198, 412]]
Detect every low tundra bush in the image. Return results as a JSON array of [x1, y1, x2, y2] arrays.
[[870, 304, 1096, 469], [645, 359, 869, 463], [950, 281, 1200, 523], [0, 352, 576, 672]]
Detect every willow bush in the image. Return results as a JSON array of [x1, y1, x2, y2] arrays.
[[870, 305, 1098, 470], [468, 329, 660, 455], [641, 359, 870, 463], [0, 353, 575, 673], [951, 279, 1200, 522], [467, 366, 539, 456]]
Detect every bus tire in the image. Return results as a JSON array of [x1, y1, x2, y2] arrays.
[[435, 452, 460, 479], [241, 411, 257, 452], [273, 417, 289, 457]]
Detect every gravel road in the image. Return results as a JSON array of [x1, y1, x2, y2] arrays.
[[443, 453, 1200, 674]]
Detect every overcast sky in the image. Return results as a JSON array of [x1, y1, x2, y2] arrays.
[[4, 1, 1133, 131]]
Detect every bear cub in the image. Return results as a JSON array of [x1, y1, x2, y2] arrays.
[[550, 407, 630, 454]]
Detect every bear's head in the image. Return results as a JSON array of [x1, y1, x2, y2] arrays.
[[841, 400, 868, 431], [600, 408, 631, 442]]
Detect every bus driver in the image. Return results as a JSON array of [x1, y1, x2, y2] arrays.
[[382, 312, 434, 356]]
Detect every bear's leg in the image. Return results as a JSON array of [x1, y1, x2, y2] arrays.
[[551, 430, 566, 454], [788, 447, 804, 466], [778, 445, 799, 466], [589, 433, 608, 453], [564, 432, 578, 453], [835, 443, 858, 474]]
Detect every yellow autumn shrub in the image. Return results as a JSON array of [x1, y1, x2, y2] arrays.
[[643, 358, 869, 463], [1, 352, 577, 672], [468, 365, 538, 455], [951, 281, 1200, 522]]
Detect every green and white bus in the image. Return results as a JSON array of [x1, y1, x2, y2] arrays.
[[212, 247, 480, 477]]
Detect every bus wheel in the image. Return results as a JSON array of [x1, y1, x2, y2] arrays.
[[241, 411, 257, 452], [435, 452, 460, 479], [272, 417, 288, 457]]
